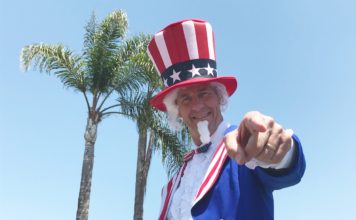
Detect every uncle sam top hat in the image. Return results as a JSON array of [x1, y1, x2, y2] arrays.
[[147, 19, 238, 111]]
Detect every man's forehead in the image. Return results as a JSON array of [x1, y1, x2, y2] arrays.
[[177, 84, 212, 95]]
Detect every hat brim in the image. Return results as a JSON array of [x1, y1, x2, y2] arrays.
[[150, 76, 238, 111]]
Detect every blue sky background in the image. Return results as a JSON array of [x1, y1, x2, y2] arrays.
[[1, 0, 356, 219]]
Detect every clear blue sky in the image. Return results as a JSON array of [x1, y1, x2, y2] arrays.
[[1, 0, 356, 219]]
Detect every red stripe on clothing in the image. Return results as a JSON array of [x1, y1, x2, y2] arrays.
[[148, 38, 165, 74], [194, 22, 209, 59], [195, 141, 227, 201], [163, 23, 190, 64], [158, 178, 173, 220], [195, 150, 222, 198]]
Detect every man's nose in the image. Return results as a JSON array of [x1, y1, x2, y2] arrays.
[[191, 97, 204, 111]]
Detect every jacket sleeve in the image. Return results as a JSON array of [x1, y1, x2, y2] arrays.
[[253, 134, 306, 191]]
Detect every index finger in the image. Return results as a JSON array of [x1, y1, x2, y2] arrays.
[[224, 126, 246, 164], [243, 112, 267, 133]]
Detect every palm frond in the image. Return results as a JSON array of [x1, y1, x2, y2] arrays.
[[111, 34, 156, 99], [149, 112, 191, 177], [98, 10, 128, 47], [114, 34, 150, 65], [116, 92, 147, 120], [83, 12, 97, 54], [130, 52, 161, 89], [123, 37, 163, 91], [20, 43, 86, 92], [113, 62, 147, 97], [83, 10, 129, 94]]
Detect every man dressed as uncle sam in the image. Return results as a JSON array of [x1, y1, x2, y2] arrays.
[[146, 19, 306, 220]]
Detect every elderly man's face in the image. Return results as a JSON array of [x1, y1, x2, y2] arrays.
[[176, 84, 223, 144]]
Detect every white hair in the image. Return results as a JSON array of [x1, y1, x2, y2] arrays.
[[163, 82, 229, 131], [163, 88, 182, 130]]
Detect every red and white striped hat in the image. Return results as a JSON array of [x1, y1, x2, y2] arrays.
[[147, 19, 238, 111]]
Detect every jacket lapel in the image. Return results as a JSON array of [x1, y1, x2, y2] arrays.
[[158, 123, 233, 219], [193, 140, 229, 206]]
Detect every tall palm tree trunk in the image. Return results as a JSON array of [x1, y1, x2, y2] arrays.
[[133, 127, 153, 220], [77, 114, 99, 220]]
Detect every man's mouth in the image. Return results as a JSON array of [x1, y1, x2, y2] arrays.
[[192, 112, 211, 121]]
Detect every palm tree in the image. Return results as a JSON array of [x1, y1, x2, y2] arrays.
[[20, 10, 146, 220], [113, 38, 191, 219], [20, 10, 189, 220]]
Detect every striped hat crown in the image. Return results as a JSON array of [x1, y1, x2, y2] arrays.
[[147, 19, 237, 112]]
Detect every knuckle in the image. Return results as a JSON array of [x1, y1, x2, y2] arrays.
[[274, 124, 283, 134], [244, 112, 252, 118], [280, 133, 292, 145], [250, 110, 260, 115], [275, 135, 283, 146], [245, 111, 259, 119], [242, 115, 250, 124], [284, 130, 293, 139], [265, 116, 274, 127]]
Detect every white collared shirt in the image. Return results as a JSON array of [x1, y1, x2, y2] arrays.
[[167, 121, 230, 220]]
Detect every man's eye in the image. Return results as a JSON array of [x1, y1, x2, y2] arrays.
[[200, 91, 209, 97], [178, 96, 189, 104], [182, 97, 190, 103]]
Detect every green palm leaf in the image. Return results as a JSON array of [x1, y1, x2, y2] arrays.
[[20, 43, 86, 92], [83, 10, 128, 94], [150, 114, 190, 176]]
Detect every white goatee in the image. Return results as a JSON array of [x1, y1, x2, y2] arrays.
[[197, 120, 211, 145]]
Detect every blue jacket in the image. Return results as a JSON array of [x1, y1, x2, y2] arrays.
[[191, 134, 306, 220], [159, 134, 306, 220]]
